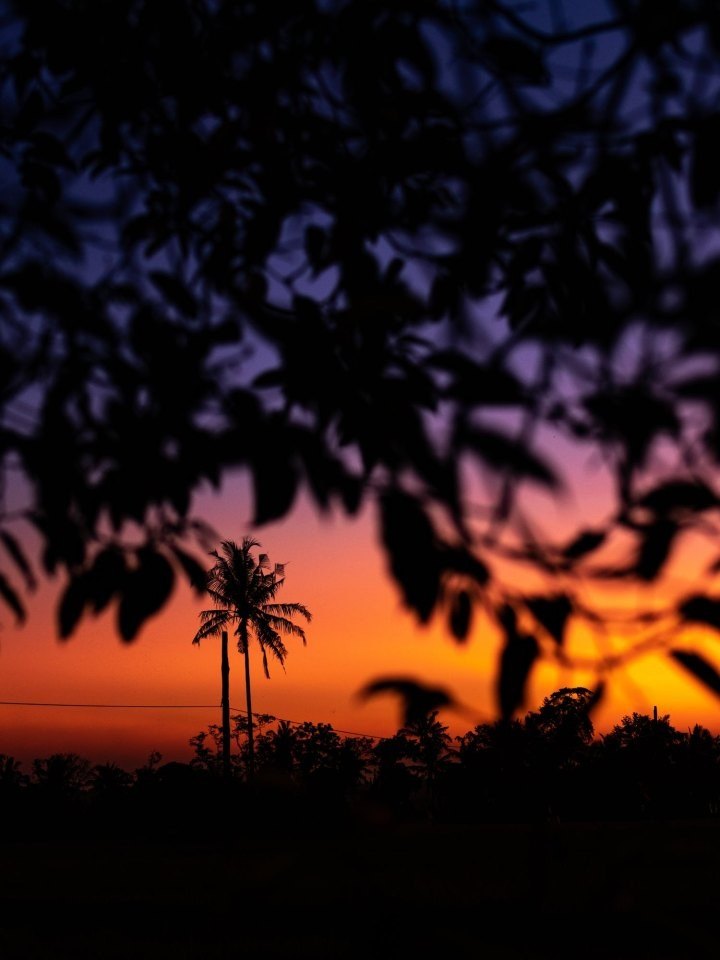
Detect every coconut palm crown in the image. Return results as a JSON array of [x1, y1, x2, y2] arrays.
[[192, 537, 311, 677]]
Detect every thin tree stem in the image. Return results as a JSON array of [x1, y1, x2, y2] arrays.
[[221, 630, 231, 781], [242, 620, 255, 781]]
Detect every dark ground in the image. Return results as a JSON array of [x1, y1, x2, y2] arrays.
[[1, 818, 719, 958]]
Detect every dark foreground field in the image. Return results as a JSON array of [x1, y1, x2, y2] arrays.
[[2, 818, 719, 959]]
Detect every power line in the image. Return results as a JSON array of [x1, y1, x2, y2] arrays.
[[0, 699, 389, 741], [237, 710, 388, 741], [0, 700, 219, 709]]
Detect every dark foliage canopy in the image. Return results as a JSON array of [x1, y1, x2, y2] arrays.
[[6, 696, 720, 828], [3, 0, 720, 715]]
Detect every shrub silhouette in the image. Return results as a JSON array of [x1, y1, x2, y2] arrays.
[[6, 694, 720, 835]]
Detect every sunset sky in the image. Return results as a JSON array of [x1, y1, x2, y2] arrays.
[[5, 0, 720, 774], [3, 455, 720, 770]]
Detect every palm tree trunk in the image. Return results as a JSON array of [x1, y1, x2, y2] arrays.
[[221, 630, 231, 781], [241, 620, 255, 781]]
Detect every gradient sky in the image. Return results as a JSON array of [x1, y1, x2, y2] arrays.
[[3, 452, 720, 770], [5, 0, 720, 771]]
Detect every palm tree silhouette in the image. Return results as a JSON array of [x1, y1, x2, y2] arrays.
[[192, 537, 311, 780]]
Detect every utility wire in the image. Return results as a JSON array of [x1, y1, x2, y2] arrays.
[[0, 701, 220, 708], [0, 699, 389, 741]]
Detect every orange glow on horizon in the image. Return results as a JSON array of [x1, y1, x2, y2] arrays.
[[1, 476, 720, 770]]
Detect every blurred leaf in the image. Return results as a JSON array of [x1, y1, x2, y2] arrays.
[[462, 425, 559, 489], [430, 352, 528, 407], [637, 481, 717, 516], [562, 529, 606, 560], [29, 131, 74, 170], [253, 367, 285, 390], [171, 544, 208, 593], [673, 372, 720, 401], [86, 548, 126, 614], [338, 474, 364, 515], [0, 572, 25, 623], [428, 274, 458, 319], [117, 549, 175, 642], [358, 677, 454, 726], [0, 530, 36, 590], [678, 595, 720, 631], [252, 452, 299, 525], [21, 160, 61, 203], [449, 590, 472, 642], [691, 114, 720, 209], [58, 575, 87, 638], [482, 36, 548, 85], [149, 271, 198, 317], [526, 594, 573, 646], [379, 490, 440, 622], [304, 225, 327, 272], [497, 605, 539, 719], [670, 650, 720, 697], [586, 682, 605, 712], [441, 545, 490, 585], [584, 387, 679, 470], [635, 520, 677, 581]]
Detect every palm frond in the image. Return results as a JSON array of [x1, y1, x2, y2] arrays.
[[192, 611, 233, 644], [204, 584, 236, 608], [198, 607, 233, 624], [262, 613, 308, 644], [192, 538, 310, 667], [255, 622, 289, 677], [264, 602, 312, 622]]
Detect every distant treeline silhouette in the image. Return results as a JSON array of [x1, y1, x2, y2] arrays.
[[4, 689, 720, 833]]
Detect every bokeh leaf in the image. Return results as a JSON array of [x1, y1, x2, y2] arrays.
[[0, 572, 25, 623], [449, 590, 472, 642], [379, 490, 440, 622], [678, 595, 720, 632], [670, 650, 720, 697], [117, 549, 175, 642], [526, 594, 573, 646]]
